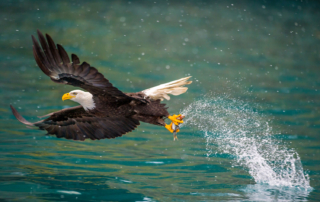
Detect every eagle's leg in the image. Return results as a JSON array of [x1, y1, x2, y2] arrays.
[[165, 114, 185, 140]]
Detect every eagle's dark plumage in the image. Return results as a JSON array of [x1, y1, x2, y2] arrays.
[[10, 30, 192, 141]]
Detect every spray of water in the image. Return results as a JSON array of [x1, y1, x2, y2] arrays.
[[181, 94, 310, 189]]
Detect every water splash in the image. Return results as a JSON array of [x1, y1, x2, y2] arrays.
[[181, 94, 311, 189]]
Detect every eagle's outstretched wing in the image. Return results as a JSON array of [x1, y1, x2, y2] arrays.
[[32, 30, 129, 101], [10, 105, 140, 141]]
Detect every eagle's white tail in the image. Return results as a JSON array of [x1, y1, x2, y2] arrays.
[[142, 76, 192, 101]]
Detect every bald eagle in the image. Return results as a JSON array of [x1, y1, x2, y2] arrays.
[[10, 30, 192, 141]]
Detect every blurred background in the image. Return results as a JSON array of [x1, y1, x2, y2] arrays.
[[0, 0, 319, 201]]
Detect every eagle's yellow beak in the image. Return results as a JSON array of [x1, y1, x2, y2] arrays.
[[62, 93, 75, 101]]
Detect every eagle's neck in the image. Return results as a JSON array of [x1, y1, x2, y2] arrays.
[[77, 92, 96, 111]]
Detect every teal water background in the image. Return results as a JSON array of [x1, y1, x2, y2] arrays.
[[1, 0, 320, 201]]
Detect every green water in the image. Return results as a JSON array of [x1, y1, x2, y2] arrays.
[[1, 0, 320, 201]]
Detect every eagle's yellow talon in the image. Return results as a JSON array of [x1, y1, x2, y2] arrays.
[[165, 123, 174, 133], [168, 114, 184, 125], [165, 114, 185, 140]]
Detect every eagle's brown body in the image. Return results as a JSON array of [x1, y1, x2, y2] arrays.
[[91, 93, 169, 126], [10, 30, 191, 141]]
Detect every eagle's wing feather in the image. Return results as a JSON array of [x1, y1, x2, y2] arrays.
[[37, 105, 83, 118], [10, 105, 139, 141], [32, 30, 129, 100]]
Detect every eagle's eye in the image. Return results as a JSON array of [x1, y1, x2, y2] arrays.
[[72, 92, 77, 95]]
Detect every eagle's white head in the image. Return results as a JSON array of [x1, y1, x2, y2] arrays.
[[62, 90, 96, 110]]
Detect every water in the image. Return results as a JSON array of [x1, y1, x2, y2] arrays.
[[181, 95, 312, 200], [1, 0, 320, 201], [182, 95, 310, 187]]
